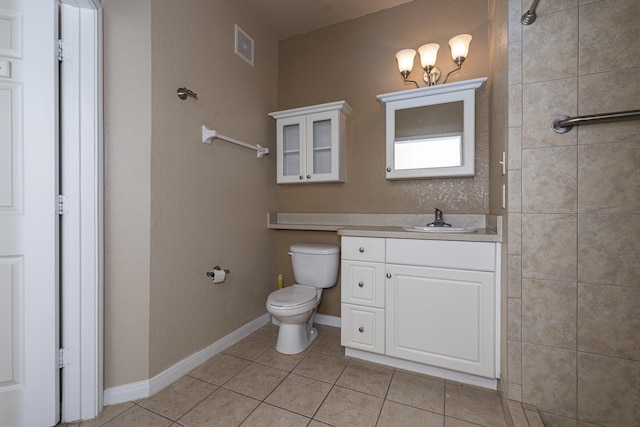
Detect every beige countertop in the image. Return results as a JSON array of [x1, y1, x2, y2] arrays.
[[267, 213, 502, 243]]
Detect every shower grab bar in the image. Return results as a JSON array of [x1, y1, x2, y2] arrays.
[[201, 125, 270, 158], [551, 109, 640, 134]]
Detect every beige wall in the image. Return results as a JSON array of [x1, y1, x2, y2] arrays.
[[506, 0, 640, 424], [103, 0, 152, 387], [147, 0, 278, 377], [103, 0, 278, 386], [275, 0, 491, 317]]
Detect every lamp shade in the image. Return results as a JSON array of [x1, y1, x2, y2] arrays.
[[418, 43, 440, 68], [448, 34, 472, 60], [395, 49, 417, 73]]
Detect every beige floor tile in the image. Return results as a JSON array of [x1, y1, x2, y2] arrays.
[[445, 382, 506, 427], [312, 333, 346, 357], [315, 324, 342, 337], [138, 376, 216, 420], [336, 359, 393, 398], [386, 370, 445, 414], [188, 353, 250, 385], [178, 388, 259, 427], [255, 347, 309, 371], [265, 373, 332, 417], [308, 421, 333, 426], [292, 351, 349, 383], [314, 386, 383, 427], [101, 405, 172, 427], [444, 417, 485, 426], [223, 362, 288, 400], [77, 402, 135, 427], [377, 400, 444, 427], [240, 403, 310, 427], [249, 323, 279, 343], [223, 337, 272, 361]]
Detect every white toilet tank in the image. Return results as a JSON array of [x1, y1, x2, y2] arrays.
[[289, 243, 340, 288]]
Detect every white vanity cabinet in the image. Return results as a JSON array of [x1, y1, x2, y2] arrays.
[[340, 237, 386, 354], [269, 101, 351, 184], [340, 236, 500, 380]]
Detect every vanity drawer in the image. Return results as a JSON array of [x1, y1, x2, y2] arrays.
[[341, 237, 385, 262], [341, 303, 385, 354], [341, 261, 385, 308]]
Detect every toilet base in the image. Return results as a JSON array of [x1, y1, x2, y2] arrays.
[[276, 310, 318, 354], [275, 322, 318, 355]]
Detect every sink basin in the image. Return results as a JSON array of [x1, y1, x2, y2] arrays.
[[402, 226, 477, 233]]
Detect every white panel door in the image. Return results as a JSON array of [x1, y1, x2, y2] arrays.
[[0, 1, 60, 426]]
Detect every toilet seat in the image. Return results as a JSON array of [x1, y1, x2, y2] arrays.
[[268, 285, 317, 308]]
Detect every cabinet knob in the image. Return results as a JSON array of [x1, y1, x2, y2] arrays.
[[359, 247, 365, 253], [307, 174, 311, 179], [358, 327, 364, 333], [386, 273, 391, 279], [299, 176, 303, 180], [387, 167, 391, 172], [358, 282, 364, 288]]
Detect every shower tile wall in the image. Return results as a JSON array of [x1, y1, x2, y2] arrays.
[[506, 0, 640, 425]]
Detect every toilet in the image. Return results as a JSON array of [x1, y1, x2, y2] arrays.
[[266, 243, 340, 354]]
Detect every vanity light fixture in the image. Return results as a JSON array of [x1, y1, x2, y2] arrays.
[[395, 33, 472, 87]]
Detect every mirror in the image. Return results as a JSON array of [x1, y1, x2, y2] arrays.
[[377, 78, 486, 179], [394, 102, 463, 170]]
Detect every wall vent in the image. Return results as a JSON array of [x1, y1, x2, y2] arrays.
[[234, 24, 254, 66]]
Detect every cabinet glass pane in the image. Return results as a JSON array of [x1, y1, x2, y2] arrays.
[[282, 124, 300, 176], [283, 152, 300, 176], [283, 124, 300, 152], [313, 119, 331, 174]]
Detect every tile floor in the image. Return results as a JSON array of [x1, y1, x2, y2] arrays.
[[67, 324, 507, 427]]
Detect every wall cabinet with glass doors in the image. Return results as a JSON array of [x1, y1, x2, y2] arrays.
[[269, 101, 351, 184]]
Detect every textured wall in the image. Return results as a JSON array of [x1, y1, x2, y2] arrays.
[[148, 0, 278, 377], [275, 0, 491, 317], [103, 0, 152, 388], [103, 0, 279, 386], [506, 0, 640, 424]]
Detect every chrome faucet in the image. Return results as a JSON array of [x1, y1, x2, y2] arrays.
[[427, 208, 451, 227]]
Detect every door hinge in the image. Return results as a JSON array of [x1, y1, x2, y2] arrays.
[[58, 39, 64, 62], [58, 194, 70, 215], [58, 348, 71, 369]]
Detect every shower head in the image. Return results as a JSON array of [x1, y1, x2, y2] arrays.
[[521, 0, 540, 25], [520, 10, 537, 25]]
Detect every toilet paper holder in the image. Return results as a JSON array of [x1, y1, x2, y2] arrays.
[[206, 266, 230, 283]]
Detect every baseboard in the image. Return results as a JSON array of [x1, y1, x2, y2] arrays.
[[103, 313, 271, 406], [314, 313, 341, 328]]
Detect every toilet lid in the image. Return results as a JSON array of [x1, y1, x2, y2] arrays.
[[268, 285, 317, 308]]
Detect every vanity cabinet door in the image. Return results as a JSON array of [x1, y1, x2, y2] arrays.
[[386, 264, 495, 378]]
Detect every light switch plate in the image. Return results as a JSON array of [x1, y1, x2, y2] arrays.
[[0, 60, 10, 78]]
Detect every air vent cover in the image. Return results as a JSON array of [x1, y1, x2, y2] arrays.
[[234, 24, 254, 66]]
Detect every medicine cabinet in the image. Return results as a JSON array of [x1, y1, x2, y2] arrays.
[[269, 101, 352, 184], [377, 77, 487, 179]]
